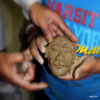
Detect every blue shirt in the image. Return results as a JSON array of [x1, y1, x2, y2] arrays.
[[41, 0, 100, 100]]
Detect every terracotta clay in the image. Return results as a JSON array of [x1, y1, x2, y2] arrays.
[[45, 36, 91, 78]]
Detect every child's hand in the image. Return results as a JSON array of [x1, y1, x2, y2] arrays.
[[0, 52, 48, 91], [29, 35, 47, 64], [60, 57, 98, 80], [29, 3, 78, 43]]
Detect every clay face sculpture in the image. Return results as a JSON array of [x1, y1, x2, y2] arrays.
[[45, 36, 76, 77], [45, 36, 91, 78]]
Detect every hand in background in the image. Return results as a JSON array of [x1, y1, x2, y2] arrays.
[[29, 34, 47, 64], [0, 52, 48, 91]]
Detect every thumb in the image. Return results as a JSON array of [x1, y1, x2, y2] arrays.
[[74, 56, 93, 79], [74, 66, 87, 79]]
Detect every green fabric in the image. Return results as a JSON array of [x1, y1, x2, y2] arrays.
[[0, 0, 23, 52]]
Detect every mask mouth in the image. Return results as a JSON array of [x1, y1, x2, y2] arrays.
[[51, 66, 70, 77], [51, 64, 68, 69]]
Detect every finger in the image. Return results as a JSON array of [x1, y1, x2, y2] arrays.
[[23, 82, 48, 91], [52, 32, 56, 37], [50, 24, 64, 36], [30, 41, 44, 64], [57, 17, 78, 42], [36, 36, 48, 53], [12, 73, 48, 91], [24, 62, 35, 81], [74, 66, 88, 80], [42, 37, 48, 46], [9, 53, 30, 64], [47, 24, 57, 37], [44, 30, 53, 43], [40, 22, 53, 43], [73, 57, 91, 79], [23, 49, 33, 60]]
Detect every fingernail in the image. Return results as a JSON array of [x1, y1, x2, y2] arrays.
[[36, 56, 44, 64], [43, 38, 48, 46], [73, 36, 78, 42], [48, 38, 52, 43], [40, 46, 45, 53], [46, 35, 53, 43]]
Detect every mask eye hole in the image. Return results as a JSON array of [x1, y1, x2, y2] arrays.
[[51, 44, 60, 50]]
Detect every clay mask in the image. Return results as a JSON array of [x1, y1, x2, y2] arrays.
[[45, 36, 76, 77]]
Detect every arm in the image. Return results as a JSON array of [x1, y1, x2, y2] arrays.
[[14, 0, 78, 43]]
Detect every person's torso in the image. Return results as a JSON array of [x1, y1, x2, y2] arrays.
[[41, 0, 100, 100]]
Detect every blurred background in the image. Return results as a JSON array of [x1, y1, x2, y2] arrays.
[[0, 0, 30, 100], [0, 0, 23, 52], [0, 1, 49, 100]]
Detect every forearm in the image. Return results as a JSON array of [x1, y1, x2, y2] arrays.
[[14, 0, 41, 20]]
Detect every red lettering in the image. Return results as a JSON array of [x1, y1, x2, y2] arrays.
[[88, 12, 99, 28], [81, 10, 88, 25], [55, 2, 61, 17], [48, 0, 55, 9], [83, 76, 88, 80], [73, 8, 82, 23], [63, 5, 73, 21], [78, 78, 82, 81], [88, 74, 94, 78]]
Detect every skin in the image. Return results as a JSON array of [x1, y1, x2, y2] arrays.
[[28, 2, 78, 64], [0, 51, 48, 91], [26, 3, 100, 80], [29, 3, 78, 43]]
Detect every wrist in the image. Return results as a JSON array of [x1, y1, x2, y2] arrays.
[[29, 3, 42, 25]]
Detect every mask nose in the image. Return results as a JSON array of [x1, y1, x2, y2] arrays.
[[54, 50, 66, 67]]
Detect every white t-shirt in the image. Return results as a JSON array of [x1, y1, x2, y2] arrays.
[[14, 0, 41, 20]]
